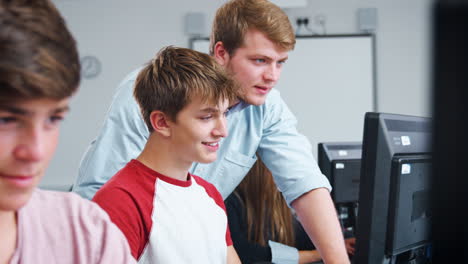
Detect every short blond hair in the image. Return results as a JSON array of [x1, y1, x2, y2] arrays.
[[210, 0, 295, 56], [134, 46, 237, 132]]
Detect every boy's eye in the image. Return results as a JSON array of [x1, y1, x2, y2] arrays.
[[200, 115, 213, 120], [0, 116, 19, 130], [47, 115, 64, 125], [0, 116, 18, 129], [0, 116, 17, 125], [254, 58, 266, 63]]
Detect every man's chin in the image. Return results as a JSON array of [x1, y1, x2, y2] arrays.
[[243, 96, 267, 106]]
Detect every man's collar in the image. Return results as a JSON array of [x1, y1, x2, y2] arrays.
[[227, 99, 250, 115]]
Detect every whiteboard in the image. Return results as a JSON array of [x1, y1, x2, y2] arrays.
[[191, 35, 375, 157]]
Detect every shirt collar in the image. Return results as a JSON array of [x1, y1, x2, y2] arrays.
[[227, 100, 250, 116]]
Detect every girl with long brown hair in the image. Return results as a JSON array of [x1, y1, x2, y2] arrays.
[[225, 157, 321, 264]]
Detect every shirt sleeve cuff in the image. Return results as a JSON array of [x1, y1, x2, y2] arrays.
[[268, 240, 299, 264]]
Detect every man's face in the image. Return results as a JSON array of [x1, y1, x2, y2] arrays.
[[0, 98, 69, 212], [168, 96, 229, 166], [222, 29, 289, 106]]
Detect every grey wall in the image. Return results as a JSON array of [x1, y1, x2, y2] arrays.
[[284, 0, 432, 116], [43, 0, 433, 190]]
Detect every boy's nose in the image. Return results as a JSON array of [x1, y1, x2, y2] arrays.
[[213, 117, 228, 138], [14, 126, 46, 162]]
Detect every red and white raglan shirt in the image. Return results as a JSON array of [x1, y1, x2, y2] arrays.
[[93, 159, 232, 263]]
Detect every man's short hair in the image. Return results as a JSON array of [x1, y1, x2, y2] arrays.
[[134, 46, 237, 132], [209, 0, 295, 56], [0, 0, 80, 101]]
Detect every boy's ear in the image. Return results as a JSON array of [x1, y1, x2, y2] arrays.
[[213, 41, 230, 66], [150, 111, 171, 137]]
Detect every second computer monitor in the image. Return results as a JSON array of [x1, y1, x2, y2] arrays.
[[318, 142, 362, 204]]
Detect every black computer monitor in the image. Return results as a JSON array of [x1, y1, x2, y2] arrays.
[[318, 142, 362, 235], [318, 142, 362, 204], [354, 112, 432, 264]]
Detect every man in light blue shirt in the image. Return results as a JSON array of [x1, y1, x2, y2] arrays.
[[74, 0, 350, 263]]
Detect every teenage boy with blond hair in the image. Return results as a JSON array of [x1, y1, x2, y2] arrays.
[[92, 46, 241, 264], [76, 0, 349, 262], [0, 0, 135, 263]]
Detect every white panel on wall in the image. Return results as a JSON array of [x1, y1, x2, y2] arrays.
[[279, 35, 375, 157]]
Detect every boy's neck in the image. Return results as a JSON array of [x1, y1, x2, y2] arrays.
[[0, 210, 17, 263], [137, 135, 192, 181]]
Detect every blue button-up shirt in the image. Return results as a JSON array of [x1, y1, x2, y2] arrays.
[[73, 68, 331, 205]]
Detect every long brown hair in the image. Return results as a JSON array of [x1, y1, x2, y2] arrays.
[[235, 157, 295, 246]]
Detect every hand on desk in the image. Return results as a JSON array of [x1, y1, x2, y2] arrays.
[[299, 249, 322, 264], [298, 238, 355, 264], [345, 238, 356, 256]]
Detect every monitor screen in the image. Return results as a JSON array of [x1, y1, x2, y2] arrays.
[[354, 112, 432, 264], [386, 156, 431, 256]]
